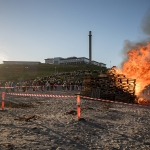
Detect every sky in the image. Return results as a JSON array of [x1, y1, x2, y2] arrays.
[[0, 0, 150, 68]]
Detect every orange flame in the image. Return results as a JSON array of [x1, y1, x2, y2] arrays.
[[116, 42, 150, 96]]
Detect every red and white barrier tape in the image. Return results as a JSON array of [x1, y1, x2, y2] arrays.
[[5, 92, 150, 108], [0, 85, 83, 88], [0, 86, 42, 88], [80, 96, 150, 108], [7, 92, 76, 98]]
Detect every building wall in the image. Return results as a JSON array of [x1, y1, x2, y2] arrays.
[[60, 57, 90, 65], [45, 58, 54, 64], [3, 61, 41, 65], [54, 57, 63, 64], [45, 56, 106, 67], [99, 63, 106, 67]]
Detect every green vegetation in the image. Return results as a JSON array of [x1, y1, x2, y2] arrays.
[[0, 63, 107, 81]]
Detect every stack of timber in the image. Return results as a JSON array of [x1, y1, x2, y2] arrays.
[[81, 67, 136, 103]]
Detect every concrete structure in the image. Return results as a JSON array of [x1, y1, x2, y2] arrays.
[[44, 30, 105, 67], [45, 58, 54, 64], [44, 56, 106, 67], [99, 63, 106, 68], [3, 61, 41, 65], [89, 31, 92, 64], [54, 57, 64, 64], [91, 61, 106, 67], [60, 57, 90, 65], [2, 58, 106, 67]]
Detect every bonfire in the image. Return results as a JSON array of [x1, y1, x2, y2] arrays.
[[116, 42, 150, 104]]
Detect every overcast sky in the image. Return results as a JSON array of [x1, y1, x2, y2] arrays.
[[0, 0, 150, 68]]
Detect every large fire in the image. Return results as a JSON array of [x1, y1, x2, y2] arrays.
[[116, 42, 150, 103]]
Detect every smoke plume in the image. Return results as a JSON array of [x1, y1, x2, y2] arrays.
[[141, 7, 150, 35], [120, 7, 150, 67]]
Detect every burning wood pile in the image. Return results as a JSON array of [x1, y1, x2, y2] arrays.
[[81, 67, 136, 103]]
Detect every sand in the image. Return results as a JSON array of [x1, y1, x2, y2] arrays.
[[0, 91, 150, 150]]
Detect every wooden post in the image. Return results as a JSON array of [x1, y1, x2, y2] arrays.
[[2, 92, 5, 110], [77, 94, 81, 119]]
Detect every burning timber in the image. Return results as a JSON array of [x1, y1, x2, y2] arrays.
[[81, 67, 136, 103]]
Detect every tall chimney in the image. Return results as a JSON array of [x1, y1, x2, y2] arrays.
[[89, 31, 92, 64]]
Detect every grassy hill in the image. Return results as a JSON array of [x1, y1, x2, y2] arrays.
[[0, 63, 107, 82]]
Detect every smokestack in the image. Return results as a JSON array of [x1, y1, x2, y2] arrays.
[[89, 31, 92, 64]]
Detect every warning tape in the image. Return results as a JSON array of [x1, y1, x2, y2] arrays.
[[80, 96, 150, 108], [5, 92, 150, 108], [0, 86, 42, 88], [0, 87, 14, 88], [7, 92, 76, 98], [0, 85, 83, 88]]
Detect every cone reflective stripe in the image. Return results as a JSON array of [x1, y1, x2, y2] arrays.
[[77, 95, 81, 119], [2, 92, 5, 110]]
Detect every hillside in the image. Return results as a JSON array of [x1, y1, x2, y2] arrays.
[[0, 63, 107, 82]]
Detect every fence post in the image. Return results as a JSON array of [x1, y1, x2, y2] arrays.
[[2, 92, 5, 110], [76, 94, 81, 119]]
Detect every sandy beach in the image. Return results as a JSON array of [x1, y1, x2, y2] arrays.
[[0, 91, 150, 150]]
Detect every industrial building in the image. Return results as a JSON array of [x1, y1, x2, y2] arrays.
[[45, 31, 106, 68], [44, 58, 54, 64], [45, 57, 106, 67], [3, 31, 106, 68], [60, 57, 89, 65]]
